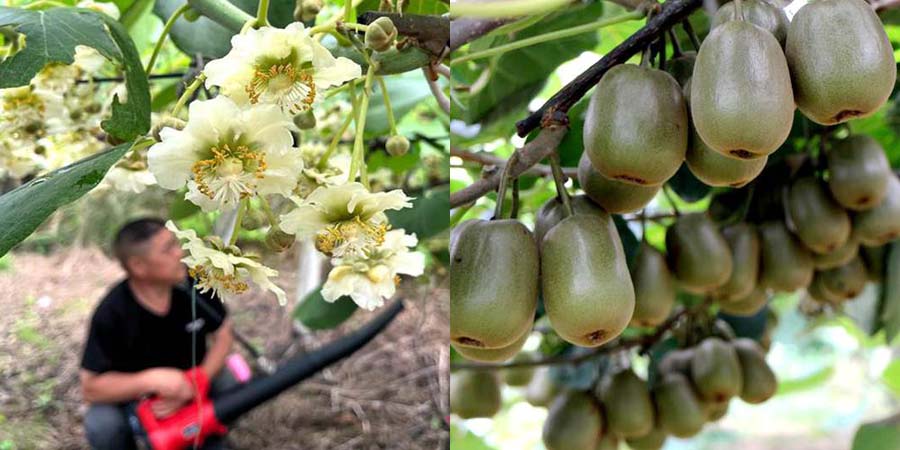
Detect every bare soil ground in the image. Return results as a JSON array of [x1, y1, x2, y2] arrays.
[[0, 247, 449, 450]]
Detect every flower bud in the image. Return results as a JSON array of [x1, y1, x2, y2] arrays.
[[266, 228, 296, 252], [241, 208, 267, 230], [293, 110, 317, 130], [365, 17, 397, 53], [294, 0, 322, 23], [385, 135, 410, 156]]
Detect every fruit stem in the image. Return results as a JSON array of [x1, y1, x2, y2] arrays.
[[640, 209, 648, 243], [640, 45, 653, 67], [229, 199, 248, 246], [735, 0, 745, 21], [548, 152, 574, 217], [654, 32, 667, 70], [258, 195, 279, 229], [171, 73, 207, 117], [316, 107, 355, 170], [662, 184, 681, 216], [510, 178, 521, 219], [255, 0, 270, 27], [493, 151, 520, 219], [668, 29, 682, 56], [681, 19, 700, 50], [377, 76, 398, 135], [146, 3, 192, 75], [451, 10, 645, 66]]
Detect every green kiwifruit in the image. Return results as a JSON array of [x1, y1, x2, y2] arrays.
[[503, 352, 537, 386], [712, 0, 789, 46], [808, 271, 843, 304], [703, 399, 730, 422], [657, 348, 694, 375], [595, 434, 619, 450], [714, 223, 761, 301], [525, 367, 561, 407], [535, 194, 606, 245], [625, 425, 668, 450], [818, 256, 868, 300], [813, 236, 860, 270], [853, 176, 900, 246], [667, 51, 697, 87], [452, 327, 531, 362], [450, 219, 477, 256], [542, 214, 635, 346], [683, 78, 767, 188], [827, 135, 892, 211], [630, 242, 677, 327], [691, 20, 793, 159], [861, 245, 886, 282], [785, 0, 896, 125], [880, 242, 900, 343], [719, 285, 768, 316], [665, 213, 733, 294], [598, 368, 655, 438], [451, 219, 539, 349], [577, 153, 660, 214], [584, 64, 687, 186], [653, 372, 706, 438], [732, 338, 777, 404], [450, 371, 502, 419], [758, 221, 814, 292], [542, 391, 604, 450], [787, 176, 851, 254], [691, 337, 743, 402]]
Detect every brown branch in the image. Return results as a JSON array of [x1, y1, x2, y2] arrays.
[[451, 305, 693, 371], [358, 12, 449, 57], [450, 17, 512, 52], [450, 147, 577, 178], [449, 116, 569, 208], [514, 0, 703, 137]]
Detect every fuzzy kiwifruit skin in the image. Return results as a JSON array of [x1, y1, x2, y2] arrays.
[[534, 194, 605, 246], [713, 0, 789, 46], [653, 372, 706, 438], [732, 338, 777, 404], [595, 434, 620, 450], [452, 327, 530, 362], [786, 0, 896, 125], [787, 176, 851, 254], [827, 136, 892, 211], [809, 271, 843, 304], [714, 223, 761, 301], [503, 352, 537, 386], [625, 426, 668, 450], [758, 221, 814, 292], [630, 242, 677, 327], [657, 348, 694, 375], [703, 399, 731, 422], [450, 371, 502, 419], [584, 64, 687, 186], [818, 256, 868, 300], [853, 176, 900, 246], [720, 285, 769, 316], [666, 213, 734, 294], [451, 219, 539, 349], [542, 391, 604, 450], [577, 153, 660, 214], [542, 214, 635, 347], [525, 368, 561, 407], [813, 236, 860, 270], [667, 52, 697, 87], [691, 337, 744, 402], [598, 368, 655, 438], [691, 20, 794, 159], [861, 245, 886, 282]]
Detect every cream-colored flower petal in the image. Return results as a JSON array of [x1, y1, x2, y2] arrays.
[[310, 43, 362, 89], [347, 188, 413, 219], [279, 204, 332, 238], [184, 96, 243, 145], [186, 180, 237, 212], [256, 148, 303, 196], [241, 104, 296, 148], [147, 129, 202, 189], [322, 269, 385, 311], [246, 264, 288, 305]]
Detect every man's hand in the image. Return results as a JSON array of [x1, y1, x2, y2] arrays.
[[144, 368, 196, 418]]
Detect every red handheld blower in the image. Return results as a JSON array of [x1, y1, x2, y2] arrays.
[[129, 300, 404, 450]]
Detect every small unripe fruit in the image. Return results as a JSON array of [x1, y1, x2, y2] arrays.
[[386, 135, 410, 156], [293, 110, 317, 130], [266, 228, 296, 252]]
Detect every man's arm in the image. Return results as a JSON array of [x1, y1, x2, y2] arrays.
[[201, 319, 234, 378], [80, 368, 192, 404]]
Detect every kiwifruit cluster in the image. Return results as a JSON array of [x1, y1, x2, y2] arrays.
[[449, 335, 777, 450]]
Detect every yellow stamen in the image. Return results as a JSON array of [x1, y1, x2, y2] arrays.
[[189, 264, 249, 295], [190, 143, 268, 199], [314, 216, 389, 256], [245, 63, 317, 114]]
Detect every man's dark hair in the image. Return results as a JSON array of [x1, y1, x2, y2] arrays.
[[113, 218, 166, 270]]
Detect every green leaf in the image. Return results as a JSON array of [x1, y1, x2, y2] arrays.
[[881, 359, 900, 399], [403, 0, 450, 15], [0, 142, 132, 257], [385, 185, 450, 240], [776, 365, 834, 395], [366, 72, 434, 137], [455, 1, 603, 127], [168, 189, 200, 220], [450, 423, 497, 450], [851, 414, 900, 450], [667, 164, 711, 203], [0, 7, 150, 141], [292, 287, 358, 330]]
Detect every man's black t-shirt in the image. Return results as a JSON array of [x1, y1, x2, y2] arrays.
[[80, 278, 228, 374]]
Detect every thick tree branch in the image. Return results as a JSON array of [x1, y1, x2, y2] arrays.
[[450, 116, 569, 208], [450, 17, 512, 52], [451, 147, 577, 178], [359, 12, 449, 57], [515, 0, 703, 137], [451, 305, 693, 371]]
